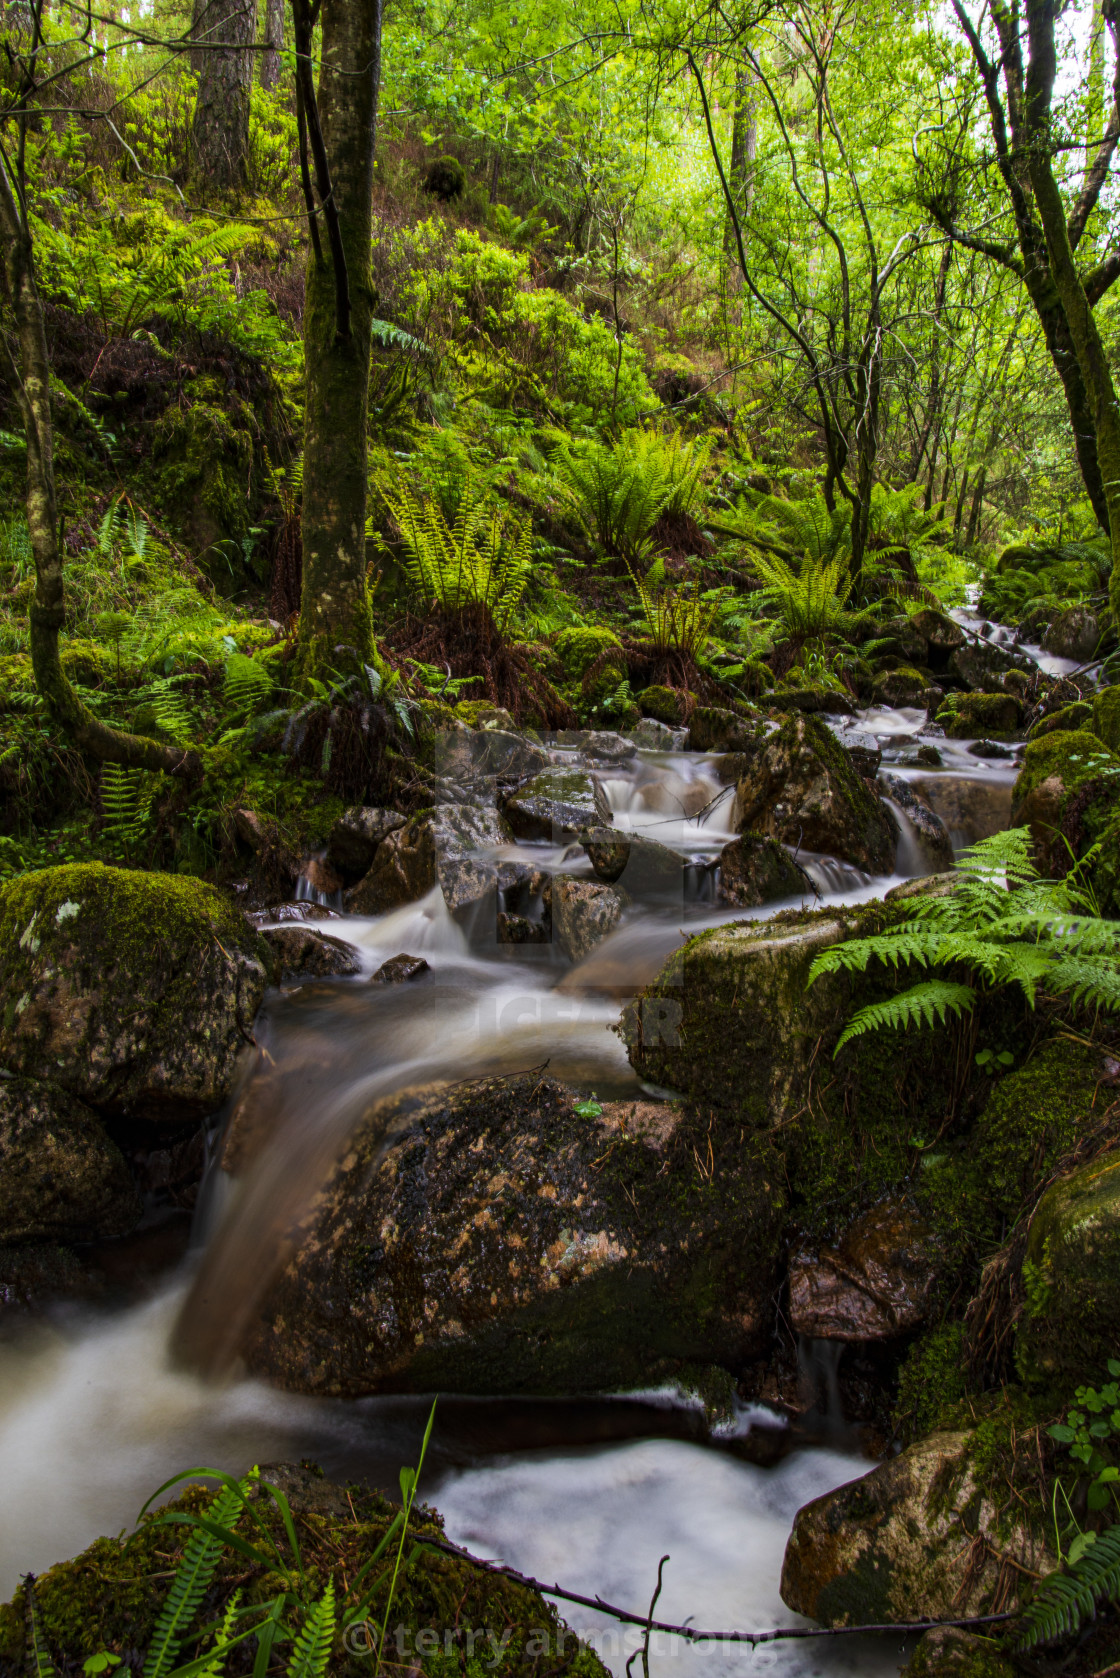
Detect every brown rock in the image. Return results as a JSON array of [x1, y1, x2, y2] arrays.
[[717, 833, 809, 906], [552, 877, 626, 961], [260, 925, 362, 980], [910, 776, 1013, 846], [297, 857, 344, 898], [788, 1199, 939, 1340], [369, 954, 431, 985], [344, 804, 512, 917], [325, 807, 407, 883], [0, 1078, 140, 1246]]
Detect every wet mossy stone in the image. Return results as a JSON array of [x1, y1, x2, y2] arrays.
[[779, 1429, 1054, 1626], [716, 833, 808, 906], [0, 1466, 606, 1677], [242, 1074, 786, 1396], [636, 683, 688, 725], [1042, 604, 1100, 662], [0, 1077, 140, 1245], [1028, 699, 1094, 739], [733, 712, 896, 872], [1015, 1143, 1120, 1386], [936, 691, 1023, 739], [1093, 684, 1120, 752], [903, 1627, 1017, 1678], [973, 1037, 1107, 1225], [0, 864, 272, 1122], [554, 625, 623, 680], [1011, 727, 1113, 817], [871, 664, 939, 708], [424, 152, 466, 199], [687, 705, 768, 755]]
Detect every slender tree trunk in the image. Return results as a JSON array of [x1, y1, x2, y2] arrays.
[[191, 0, 254, 189], [260, 0, 283, 90], [0, 159, 198, 776], [296, 0, 383, 680], [723, 67, 756, 288], [966, 467, 987, 547]]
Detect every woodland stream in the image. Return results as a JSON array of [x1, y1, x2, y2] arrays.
[[0, 647, 1039, 1678]]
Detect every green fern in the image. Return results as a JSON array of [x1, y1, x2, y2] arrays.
[[132, 674, 196, 744], [222, 653, 274, 713], [100, 763, 152, 847], [143, 1480, 250, 1678], [752, 548, 853, 642], [553, 431, 708, 566], [1018, 1522, 1120, 1650], [286, 1583, 335, 1678], [810, 828, 1120, 1053], [630, 568, 725, 659], [382, 474, 531, 632]]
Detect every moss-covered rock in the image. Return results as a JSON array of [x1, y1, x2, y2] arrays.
[[902, 1627, 1016, 1678], [1010, 727, 1114, 825], [242, 1075, 786, 1395], [554, 626, 623, 681], [0, 1465, 605, 1677], [59, 638, 112, 686], [0, 864, 272, 1122], [1093, 684, 1120, 752], [0, 1077, 139, 1246], [779, 1429, 1054, 1625], [1015, 1144, 1120, 1385], [936, 691, 1023, 739], [972, 1038, 1106, 1226], [733, 712, 896, 872], [687, 705, 768, 754], [504, 769, 603, 841], [636, 684, 688, 725], [1042, 604, 1100, 662], [716, 833, 808, 906], [1028, 700, 1094, 739], [871, 665, 940, 708]]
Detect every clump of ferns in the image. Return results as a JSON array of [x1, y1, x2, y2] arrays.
[[282, 656, 420, 802], [581, 558, 730, 714]]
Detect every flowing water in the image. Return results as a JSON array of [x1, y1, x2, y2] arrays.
[[0, 689, 1036, 1676]]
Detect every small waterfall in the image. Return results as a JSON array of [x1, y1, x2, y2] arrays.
[[880, 795, 926, 878], [797, 1335, 852, 1441]]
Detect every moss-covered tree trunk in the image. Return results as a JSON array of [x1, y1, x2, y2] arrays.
[[261, 0, 283, 90], [296, 0, 383, 682], [0, 157, 199, 776], [1025, 0, 1120, 624], [190, 0, 255, 189]]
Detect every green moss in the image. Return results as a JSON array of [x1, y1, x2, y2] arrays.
[[903, 1628, 1016, 1677], [1012, 727, 1114, 805], [936, 691, 1023, 739], [635, 684, 687, 725], [553, 625, 622, 680], [1028, 700, 1094, 739], [973, 1037, 1104, 1224], [152, 399, 256, 587], [1015, 1143, 1120, 1386], [894, 1323, 969, 1443], [58, 638, 112, 686], [0, 652, 33, 709], [1093, 684, 1120, 752]]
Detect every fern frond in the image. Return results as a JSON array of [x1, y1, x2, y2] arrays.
[[285, 1582, 335, 1678], [223, 654, 273, 713], [101, 763, 152, 846], [143, 1480, 249, 1678], [835, 981, 977, 1051], [1018, 1522, 1120, 1650]]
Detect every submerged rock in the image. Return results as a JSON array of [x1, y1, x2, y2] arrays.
[[259, 925, 362, 979], [716, 834, 809, 907], [344, 803, 512, 917], [243, 1077, 785, 1397], [733, 713, 896, 873], [552, 877, 626, 960], [789, 1199, 940, 1340], [0, 1078, 140, 1246], [780, 1429, 1053, 1624], [0, 864, 271, 1122]]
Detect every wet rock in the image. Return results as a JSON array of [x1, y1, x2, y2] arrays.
[[243, 1073, 786, 1396], [949, 638, 1026, 691], [1015, 1144, 1120, 1385], [789, 1199, 940, 1340], [0, 1078, 140, 1245], [780, 1429, 1053, 1624], [0, 864, 271, 1123], [878, 774, 955, 872], [635, 685, 688, 725], [344, 804, 512, 917], [324, 806, 407, 883], [127, 1127, 207, 1210], [966, 739, 1018, 760], [768, 687, 857, 715], [369, 954, 431, 985], [1028, 700, 1094, 740], [716, 834, 809, 906], [733, 713, 896, 873], [496, 912, 551, 944], [908, 608, 965, 654], [552, 730, 636, 764], [902, 1626, 1016, 1678], [910, 776, 1013, 846], [870, 666, 941, 710], [626, 717, 681, 750], [1042, 604, 1100, 662], [260, 925, 362, 980], [936, 692, 1023, 739], [552, 877, 626, 961], [580, 827, 684, 900], [687, 707, 768, 755], [833, 730, 881, 778], [247, 902, 342, 928], [503, 769, 606, 840], [1009, 727, 1116, 835], [0, 1241, 103, 1316], [897, 743, 943, 768], [438, 719, 549, 783], [875, 614, 929, 665]]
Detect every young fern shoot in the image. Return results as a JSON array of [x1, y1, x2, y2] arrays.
[[809, 828, 1120, 1053]]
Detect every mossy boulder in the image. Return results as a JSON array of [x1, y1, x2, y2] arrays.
[[1010, 727, 1115, 832], [687, 705, 768, 755], [0, 1077, 139, 1245], [909, 608, 966, 655], [1028, 700, 1094, 739], [716, 833, 809, 906], [871, 664, 940, 708], [1093, 684, 1120, 751], [554, 626, 623, 681], [1042, 604, 1100, 662], [779, 1429, 1054, 1625], [972, 1037, 1106, 1225], [636, 684, 688, 725], [936, 691, 1023, 739], [503, 769, 603, 841], [733, 712, 896, 872], [1015, 1144, 1120, 1385], [59, 638, 112, 686], [0, 864, 272, 1122], [903, 1627, 1017, 1678], [242, 1074, 786, 1395], [0, 1465, 605, 1677]]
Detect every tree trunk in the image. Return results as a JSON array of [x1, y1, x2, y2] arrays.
[[0, 159, 199, 777], [261, 0, 283, 90], [1025, 0, 1120, 619], [966, 467, 987, 547], [191, 0, 255, 189], [296, 0, 383, 680], [723, 67, 756, 287]]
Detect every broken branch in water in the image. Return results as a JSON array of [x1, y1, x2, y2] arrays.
[[422, 1536, 1017, 1645]]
